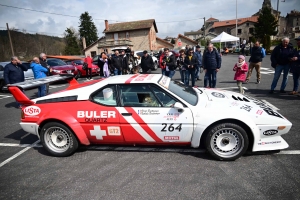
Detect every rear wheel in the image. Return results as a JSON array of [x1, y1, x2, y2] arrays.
[[75, 71, 81, 79], [40, 122, 78, 157], [205, 123, 248, 161]]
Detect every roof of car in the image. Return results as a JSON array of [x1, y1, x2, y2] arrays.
[[103, 74, 162, 84]]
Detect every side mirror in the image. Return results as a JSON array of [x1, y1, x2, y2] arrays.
[[173, 102, 184, 112]]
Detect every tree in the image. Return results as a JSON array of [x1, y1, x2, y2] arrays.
[[78, 12, 98, 48], [253, 7, 278, 51], [64, 27, 81, 55]]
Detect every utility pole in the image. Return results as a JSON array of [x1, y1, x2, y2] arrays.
[[6, 23, 15, 56], [203, 17, 206, 41]]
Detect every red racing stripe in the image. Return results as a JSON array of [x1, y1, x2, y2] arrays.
[[125, 74, 139, 84], [125, 107, 163, 142]]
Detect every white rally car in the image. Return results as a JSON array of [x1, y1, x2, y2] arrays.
[[8, 74, 292, 161]]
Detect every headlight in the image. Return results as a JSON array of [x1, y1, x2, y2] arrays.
[[53, 69, 61, 73]]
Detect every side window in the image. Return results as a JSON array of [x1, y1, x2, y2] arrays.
[[150, 86, 176, 107], [91, 85, 117, 106], [120, 85, 160, 107]]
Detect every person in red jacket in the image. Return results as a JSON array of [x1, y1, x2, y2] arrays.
[[233, 55, 248, 94], [84, 54, 93, 80]]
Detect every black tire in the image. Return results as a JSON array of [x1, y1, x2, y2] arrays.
[[75, 71, 81, 80], [0, 80, 4, 92], [40, 122, 79, 157], [205, 123, 248, 161]]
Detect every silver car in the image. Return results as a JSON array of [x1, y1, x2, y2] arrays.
[[0, 61, 34, 91]]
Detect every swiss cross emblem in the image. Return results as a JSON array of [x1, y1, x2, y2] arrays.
[[90, 125, 107, 140]]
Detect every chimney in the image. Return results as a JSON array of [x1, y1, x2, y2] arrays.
[[105, 20, 109, 31], [82, 37, 86, 49]]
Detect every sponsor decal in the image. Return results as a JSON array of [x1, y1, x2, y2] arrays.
[[164, 136, 180, 140], [107, 126, 121, 136], [240, 105, 252, 112], [138, 109, 160, 115], [163, 112, 180, 121], [211, 92, 225, 98], [77, 111, 116, 118], [258, 141, 281, 145], [247, 98, 283, 119], [90, 125, 121, 140], [256, 110, 263, 115], [134, 74, 149, 81], [159, 76, 171, 89], [24, 106, 41, 116], [263, 129, 278, 136], [85, 118, 107, 122]]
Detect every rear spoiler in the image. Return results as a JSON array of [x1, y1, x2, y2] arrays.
[[7, 75, 77, 106]]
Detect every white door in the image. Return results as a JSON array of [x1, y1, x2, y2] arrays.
[[118, 84, 194, 143]]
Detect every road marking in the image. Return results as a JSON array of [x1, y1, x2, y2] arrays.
[[0, 94, 12, 99], [260, 67, 292, 76], [0, 140, 40, 168], [20, 132, 31, 139], [1, 142, 300, 155]]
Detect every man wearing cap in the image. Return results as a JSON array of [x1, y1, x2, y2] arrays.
[[141, 50, 154, 74], [289, 36, 300, 96], [270, 37, 294, 94], [194, 45, 203, 81]]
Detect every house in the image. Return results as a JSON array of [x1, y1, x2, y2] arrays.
[[164, 36, 176, 43], [156, 37, 174, 50], [212, 16, 258, 41], [100, 19, 158, 52], [184, 29, 203, 40], [83, 36, 105, 57], [174, 34, 198, 49], [205, 17, 219, 35]]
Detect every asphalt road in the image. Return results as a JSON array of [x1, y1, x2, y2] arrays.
[[0, 55, 300, 200]]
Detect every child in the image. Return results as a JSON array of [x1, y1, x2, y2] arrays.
[[233, 55, 248, 94]]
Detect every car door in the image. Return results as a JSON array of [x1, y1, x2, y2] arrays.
[[118, 84, 194, 144], [78, 85, 125, 144]]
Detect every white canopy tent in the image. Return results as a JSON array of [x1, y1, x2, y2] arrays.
[[211, 32, 239, 50]]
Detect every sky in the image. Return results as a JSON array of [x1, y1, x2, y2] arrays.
[[0, 0, 298, 39]]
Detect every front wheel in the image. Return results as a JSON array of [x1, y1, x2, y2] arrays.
[[40, 122, 79, 157], [205, 123, 248, 161]]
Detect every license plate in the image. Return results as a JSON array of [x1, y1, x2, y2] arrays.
[[67, 70, 72, 74]]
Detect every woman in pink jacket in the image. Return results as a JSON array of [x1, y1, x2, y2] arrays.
[[233, 55, 248, 94]]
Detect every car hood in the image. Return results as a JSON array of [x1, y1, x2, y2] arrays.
[[197, 88, 291, 125], [51, 65, 75, 70]]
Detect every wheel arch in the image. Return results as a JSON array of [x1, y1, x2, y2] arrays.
[[199, 118, 254, 151], [38, 117, 90, 146]]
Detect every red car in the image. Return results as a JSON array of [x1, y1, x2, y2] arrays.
[[46, 58, 79, 78], [66, 59, 100, 78]]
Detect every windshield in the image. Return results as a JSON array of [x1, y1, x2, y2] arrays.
[[159, 77, 197, 106], [47, 59, 67, 66]]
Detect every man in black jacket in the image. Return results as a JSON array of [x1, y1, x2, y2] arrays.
[[141, 50, 154, 74], [184, 48, 197, 87], [120, 50, 129, 74], [269, 37, 294, 94], [162, 48, 176, 78], [111, 50, 123, 75], [203, 43, 221, 88], [245, 42, 265, 84], [4, 56, 27, 108]]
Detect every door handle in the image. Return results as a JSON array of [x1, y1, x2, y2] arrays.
[[121, 113, 132, 116]]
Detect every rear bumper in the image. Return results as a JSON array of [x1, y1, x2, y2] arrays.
[[20, 122, 40, 138]]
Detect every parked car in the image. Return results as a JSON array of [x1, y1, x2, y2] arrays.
[[65, 59, 99, 78], [8, 74, 292, 161], [0, 61, 34, 91], [46, 58, 78, 78]]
